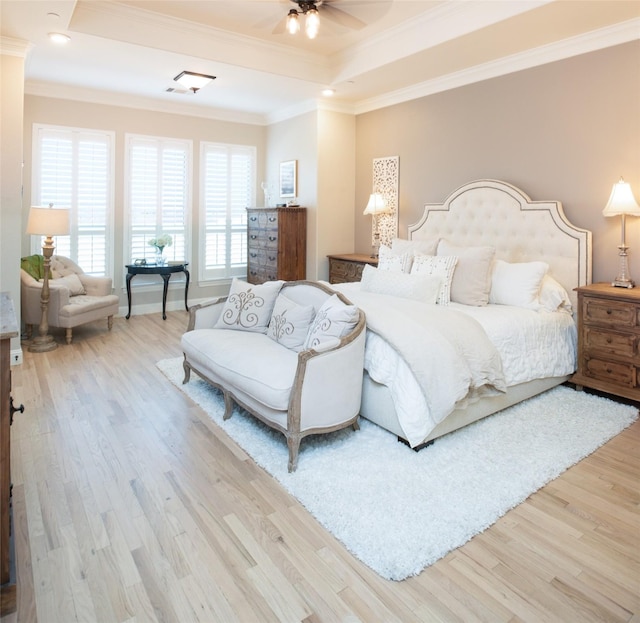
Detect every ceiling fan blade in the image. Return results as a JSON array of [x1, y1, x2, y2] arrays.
[[321, 3, 368, 30]]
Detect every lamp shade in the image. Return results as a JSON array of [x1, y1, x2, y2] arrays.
[[26, 205, 70, 236], [363, 193, 389, 216], [602, 178, 640, 217]]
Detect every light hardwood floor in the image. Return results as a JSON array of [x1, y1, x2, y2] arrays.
[[2, 311, 639, 623]]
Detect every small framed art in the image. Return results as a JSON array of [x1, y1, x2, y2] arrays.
[[279, 160, 297, 198]]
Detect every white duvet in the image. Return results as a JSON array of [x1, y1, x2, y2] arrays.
[[333, 283, 577, 446]]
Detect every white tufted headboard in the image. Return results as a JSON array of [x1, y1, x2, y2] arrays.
[[408, 179, 592, 311]]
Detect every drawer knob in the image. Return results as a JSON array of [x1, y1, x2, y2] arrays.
[[606, 337, 612, 344], [250, 235, 257, 239], [250, 216, 257, 221], [250, 253, 257, 258], [268, 217, 276, 222], [606, 367, 612, 374], [606, 309, 612, 315], [268, 256, 276, 261], [269, 236, 277, 242]]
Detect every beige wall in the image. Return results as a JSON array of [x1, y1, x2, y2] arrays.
[[355, 41, 640, 285], [1, 50, 26, 353], [22, 96, 266, 311], [266, 108, 356, 281]]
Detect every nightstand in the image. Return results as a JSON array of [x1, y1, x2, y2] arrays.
[[571, 283, 640, 402], [327, 254, 378, 284]]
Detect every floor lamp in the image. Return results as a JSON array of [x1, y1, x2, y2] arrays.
[[603, 178, 640, 288], [26, 204, 70, 352]]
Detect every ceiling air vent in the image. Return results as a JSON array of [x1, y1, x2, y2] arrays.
[[165, 87, 191, 95]]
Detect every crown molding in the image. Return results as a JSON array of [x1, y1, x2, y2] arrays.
[[25, 80, 268, 126], [354, 18, 640, 115], [331, 0, 551, 83], [0, 36, 32, 57]]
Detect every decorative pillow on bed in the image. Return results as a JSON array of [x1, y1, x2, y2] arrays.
[[391, 237, 439, 257], [361, 264, 441, 304], [410, 254, 458, 305], [303, 294, 359, 350], [437, 240, 495, 306], [488, 260, 548, 308], [267, 294, 315, 352], [214, 278, 283, 333], [378, 245, 412, 273], [537, 275, 572, 314]]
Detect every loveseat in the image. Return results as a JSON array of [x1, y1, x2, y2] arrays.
[[21, 255, 119, 344], [181, 279, 366, 472]]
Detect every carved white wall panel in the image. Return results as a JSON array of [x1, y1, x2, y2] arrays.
[[371, 156, 399, 247]]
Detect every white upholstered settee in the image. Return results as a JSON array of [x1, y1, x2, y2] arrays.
[[181, 279, 367, 472], [20, 255, 119, 344]]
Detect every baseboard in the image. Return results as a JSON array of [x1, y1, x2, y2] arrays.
[[10, 347, 22, 366]]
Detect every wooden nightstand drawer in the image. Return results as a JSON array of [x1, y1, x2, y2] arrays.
[[584, 327, 637, 358], [572, 283, 640, 402], [327, 254, 378, 284], [583, 298, 637, 328], [583, 357, 636, 389]]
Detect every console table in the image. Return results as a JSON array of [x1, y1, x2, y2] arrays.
[[125, 263, 189, 320]]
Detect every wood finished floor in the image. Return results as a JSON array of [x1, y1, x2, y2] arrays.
[[2, 311, 639, 623]]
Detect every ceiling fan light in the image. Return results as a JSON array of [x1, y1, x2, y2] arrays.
[[305, 7, 320, 39], [286, 9, 300, 35]]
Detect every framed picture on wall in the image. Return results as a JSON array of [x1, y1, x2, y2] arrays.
[[279, 160, 297, 198]]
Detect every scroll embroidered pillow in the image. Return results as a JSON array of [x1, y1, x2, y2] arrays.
[[303, 294, 359, 350], [267, 294, 315, 352], [215, 278, 283, 333]]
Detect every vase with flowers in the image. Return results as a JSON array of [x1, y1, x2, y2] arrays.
[[148, 233, 172, 265]]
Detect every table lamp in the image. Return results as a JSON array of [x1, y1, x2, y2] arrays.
[[26, 203, 70, 351], [603, 178, 640, 288], [363, 193, 390, 258]]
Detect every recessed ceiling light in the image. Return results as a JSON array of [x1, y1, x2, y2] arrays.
[[322, 88, 335, 97], [48, 32, 71, 44]]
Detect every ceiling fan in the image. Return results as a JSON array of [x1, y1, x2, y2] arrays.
[[276, 0, 387, 39]]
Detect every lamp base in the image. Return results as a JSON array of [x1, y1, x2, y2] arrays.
[[28, 334, 58, 353], [612, 278, 635, 289]]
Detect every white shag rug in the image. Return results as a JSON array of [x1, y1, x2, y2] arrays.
[[157, 357, 638, 581]]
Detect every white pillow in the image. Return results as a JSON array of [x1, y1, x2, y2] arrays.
[[267, 294, 315, 352], [410, 254, 458, 305], [303, 294, 359, 350], [47, 273, 86, 296], [361, 264, 441, 304], [437, 240, 495, 306], [537, 275, 572, 314], [378, 245, 412, 273], [489, 260, 549, 308], [391, 237, 439, 257], [214, 278, 283, 333]]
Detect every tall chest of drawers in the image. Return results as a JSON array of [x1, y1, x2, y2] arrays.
[[571, 283, 640, 402], [246, 207, 306, 285]]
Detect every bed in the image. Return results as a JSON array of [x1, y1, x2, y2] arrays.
[[332, 179, 592, 447]]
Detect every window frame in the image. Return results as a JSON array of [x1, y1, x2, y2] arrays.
[[123, 133, 193, 284], [199, 141, 256, 283], [31, 123, 115, 277]]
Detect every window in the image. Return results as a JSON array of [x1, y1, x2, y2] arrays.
[[31, 124, 114, 275], [201, 142, 255, 281], [125, 134, 191, 266]]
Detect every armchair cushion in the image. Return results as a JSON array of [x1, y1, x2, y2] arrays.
[[49, 273, 86, 295]]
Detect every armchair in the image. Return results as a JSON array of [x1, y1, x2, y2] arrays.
[[20, 255, 119, 344]]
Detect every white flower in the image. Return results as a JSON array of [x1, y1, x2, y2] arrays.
[[148, 234, 173, 249]]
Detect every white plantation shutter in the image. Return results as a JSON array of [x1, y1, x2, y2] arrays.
[[126, 135, 191, 265], [32, 125, 113, 276], [201, 142, 255, 280]]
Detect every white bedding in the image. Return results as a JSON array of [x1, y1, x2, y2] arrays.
[[333, 282, 577, 446]]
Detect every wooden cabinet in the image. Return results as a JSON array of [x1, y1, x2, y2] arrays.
[[1, 293, 19, 616], [246, 207, 306, 285], [327, 253, 378, 284], [571, 283, 640, 402]]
